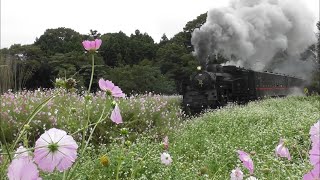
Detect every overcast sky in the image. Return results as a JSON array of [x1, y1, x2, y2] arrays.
[[1, 0, 319, 48]]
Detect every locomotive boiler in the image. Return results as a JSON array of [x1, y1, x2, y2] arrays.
[[182, 61, 305, 114]]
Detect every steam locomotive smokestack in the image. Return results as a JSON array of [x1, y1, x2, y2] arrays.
[[191, 0, 317, 78]]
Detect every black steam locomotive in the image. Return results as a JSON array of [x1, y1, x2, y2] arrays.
[[182, 61, 305, 114]]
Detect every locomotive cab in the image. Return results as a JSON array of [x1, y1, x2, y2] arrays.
[[207, 63, 223, 73], [182, 62, 231, 114], [182, 66, 218, 113]]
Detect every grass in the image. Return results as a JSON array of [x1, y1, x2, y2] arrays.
[[79, 96, 319, 179], [1, 91, 319, 179]]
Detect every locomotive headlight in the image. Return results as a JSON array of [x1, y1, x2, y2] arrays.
[[197, 66, 202, 71]]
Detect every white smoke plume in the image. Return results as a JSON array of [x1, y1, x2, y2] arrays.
[[191, 0, 317, 78]]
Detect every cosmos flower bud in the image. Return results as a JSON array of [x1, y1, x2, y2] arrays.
[[199, 166, 208, 175], [23, 124, 31, 130], [111, 104, 123, 124], [111, 101, 117, 109], [65, 78, 77, 90], [85, 95, 92, 101], [54, 78, 66, 89], [120, 128, 128, 135], [100, 155, 110, 167], [70, 107, 77, 113], [275, 138, 291, 160], [124, 140, 132, 147], [163, 136, 169, 150]]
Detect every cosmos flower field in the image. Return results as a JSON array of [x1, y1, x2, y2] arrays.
[[0, 38, 319, 180], [1, 90, 319, 179]]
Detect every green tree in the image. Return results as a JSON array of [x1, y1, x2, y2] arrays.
[[183, 13, 207, 33], [158, 33, 169, 47], [103, 64, 176, 94], [170, 13, 208, 53], [128, 30, 157, 64], [35, 27, 83, 55], [4, 44, 49, 90], [155, 43, 198, 93], [99, 32, 130, 67]]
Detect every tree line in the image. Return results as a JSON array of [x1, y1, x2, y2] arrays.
[[0, 13, 319, 94]]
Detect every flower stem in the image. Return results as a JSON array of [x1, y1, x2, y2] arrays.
[[12, 95, 55, 149], [116, 152, 123, 180], [116, 137, 127, 180], [80, 53, 95, 153], [67, 101, 108, 180], [87, 54, 95, 93], [80, 107, 107, 155], [63, 171, 67, 180]]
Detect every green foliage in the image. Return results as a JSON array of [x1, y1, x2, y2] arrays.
[[103, 64, 176, 94], [156, 43, 198, 93], [159, 33, 169, 47], [34, 27, 83, 55], [183, 13, 207, 33], [128, 30, 157, 64], [0, 44, 49, 92], [99, 32, 131, 67], [99, 30, 157, 67]]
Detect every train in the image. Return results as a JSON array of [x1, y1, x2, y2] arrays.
[[182, 60, 306, 114]]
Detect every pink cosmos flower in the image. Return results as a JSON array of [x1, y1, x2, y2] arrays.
[[275, 139, 291, 160], [237, 150, 254, 174], [7, 146, 41, 180], [111, 104, 123, 124], [163, 136, 169, 150], [303, 165, 320, 180], [98, 79, 125, 98], [160, 152, 172, 165], [82, 39, 102, 52], [310, 120, 320, 144], [230, 167, 244, 180], [309, 142, 320, 166], [34, 128, 78, 172]]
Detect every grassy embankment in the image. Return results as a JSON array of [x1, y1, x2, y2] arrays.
[[47, 95, 319, 179]]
